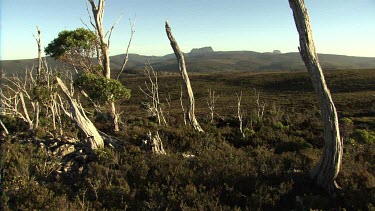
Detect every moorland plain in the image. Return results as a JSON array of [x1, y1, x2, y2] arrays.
[[2, 68, 373, 210]]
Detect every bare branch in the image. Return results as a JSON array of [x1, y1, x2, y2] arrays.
[[0, 119, 9, 135], [106, 12, 124, 44], [139, 64, 167, 126], [19, 92, 33, 129], [117, 18, 136, 80]]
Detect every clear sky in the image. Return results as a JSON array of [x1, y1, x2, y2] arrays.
[[1, 0, 374, 60]]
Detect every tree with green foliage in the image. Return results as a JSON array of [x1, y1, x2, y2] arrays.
[[45, 28, 98, 73], [46, 0, 133, 132], [74, 72, 131, 105]]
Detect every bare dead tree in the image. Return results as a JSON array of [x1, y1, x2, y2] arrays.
[[1, 32, 66, 138], [1, 70, 36, 130], [0, 70, 9, 135], [1, 28, 61, 134], [1, 27, 44, 131], [39, 59, 62, 135], [206, 89, 219, 123], [86, 0, 135, 132], [289, 0, 343, 196], [87, 0, 111, 78], [139, 64, 168, 126], [83, 0, 102, 65], [87, 0, 119, 132], [165, 21, 203, 132], [32, 26, 42, 130], [142, 131, 167, 155], [237, 92, 245, 138], [253, 88, 266, 120], [56, 77, 104, 150]]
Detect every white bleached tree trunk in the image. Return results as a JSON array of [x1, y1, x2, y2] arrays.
[[143, 131, 167, 155], [165, 21, 203, 132], [33, 26, 42, 131], [56, 77, 104, 150], [88, 0, 111, 79], [289, 0, 343, 196], [87, 0, 120, 132]]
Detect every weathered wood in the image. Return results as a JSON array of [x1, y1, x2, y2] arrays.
[[117, 20, 135, 80], [0, 119, 8, 135], [19, 92, 33, 130], [289, 0, 343, 196], [206, 89, 219, 123], [88, 0, 111, 79], [236, 92, 245, 138], [87, 0, 121, 132], [139, 65, 168, 126], [143, 131, 167, 155], [56, 77, 104, 150], [33, 26, 42, 130], [0, 70, 9, 135], [165, 21, 203, 132]]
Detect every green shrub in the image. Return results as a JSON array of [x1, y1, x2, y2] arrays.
[[0, 115, 28, 133], [352, 129, 375, 144], [74, 72, 131, 104]]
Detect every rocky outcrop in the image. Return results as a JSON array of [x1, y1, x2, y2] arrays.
[[190, 47, 214, 55]]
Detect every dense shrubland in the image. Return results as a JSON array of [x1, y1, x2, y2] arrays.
[[1, 69, 374, 210]]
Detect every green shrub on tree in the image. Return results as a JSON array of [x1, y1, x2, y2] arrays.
[[45, 12, 132, 132]]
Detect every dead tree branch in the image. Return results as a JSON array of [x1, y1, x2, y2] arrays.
[[117, 19, 136, 80], [56, 77, 104, 150]]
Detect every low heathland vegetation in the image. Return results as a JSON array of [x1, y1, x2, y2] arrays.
[[1, 69, 374, 210]]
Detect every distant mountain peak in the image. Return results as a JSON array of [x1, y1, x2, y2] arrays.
[[190, 47, 214, 55]]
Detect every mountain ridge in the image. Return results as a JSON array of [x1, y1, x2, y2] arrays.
[[1, 48, 375, 75]]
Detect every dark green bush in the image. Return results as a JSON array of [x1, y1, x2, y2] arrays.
[[74, 72, 131, 104]]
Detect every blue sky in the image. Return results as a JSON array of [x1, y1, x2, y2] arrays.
[[1, 0, 374, 60]]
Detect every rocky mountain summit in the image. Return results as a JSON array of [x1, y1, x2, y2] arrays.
[[189, 46, 214, 55]]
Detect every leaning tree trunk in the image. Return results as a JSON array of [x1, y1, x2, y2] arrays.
[[56, 77, 104, 150], [289, 0, 343, 196], [165, 21, 203, 132]]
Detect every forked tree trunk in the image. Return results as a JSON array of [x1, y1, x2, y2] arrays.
[[88, 0, 119, 132], [88, 0, 111, 79], [165, 21, 203, 132], [289, 0, 343, 196], [56, 77, 104, 150]]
